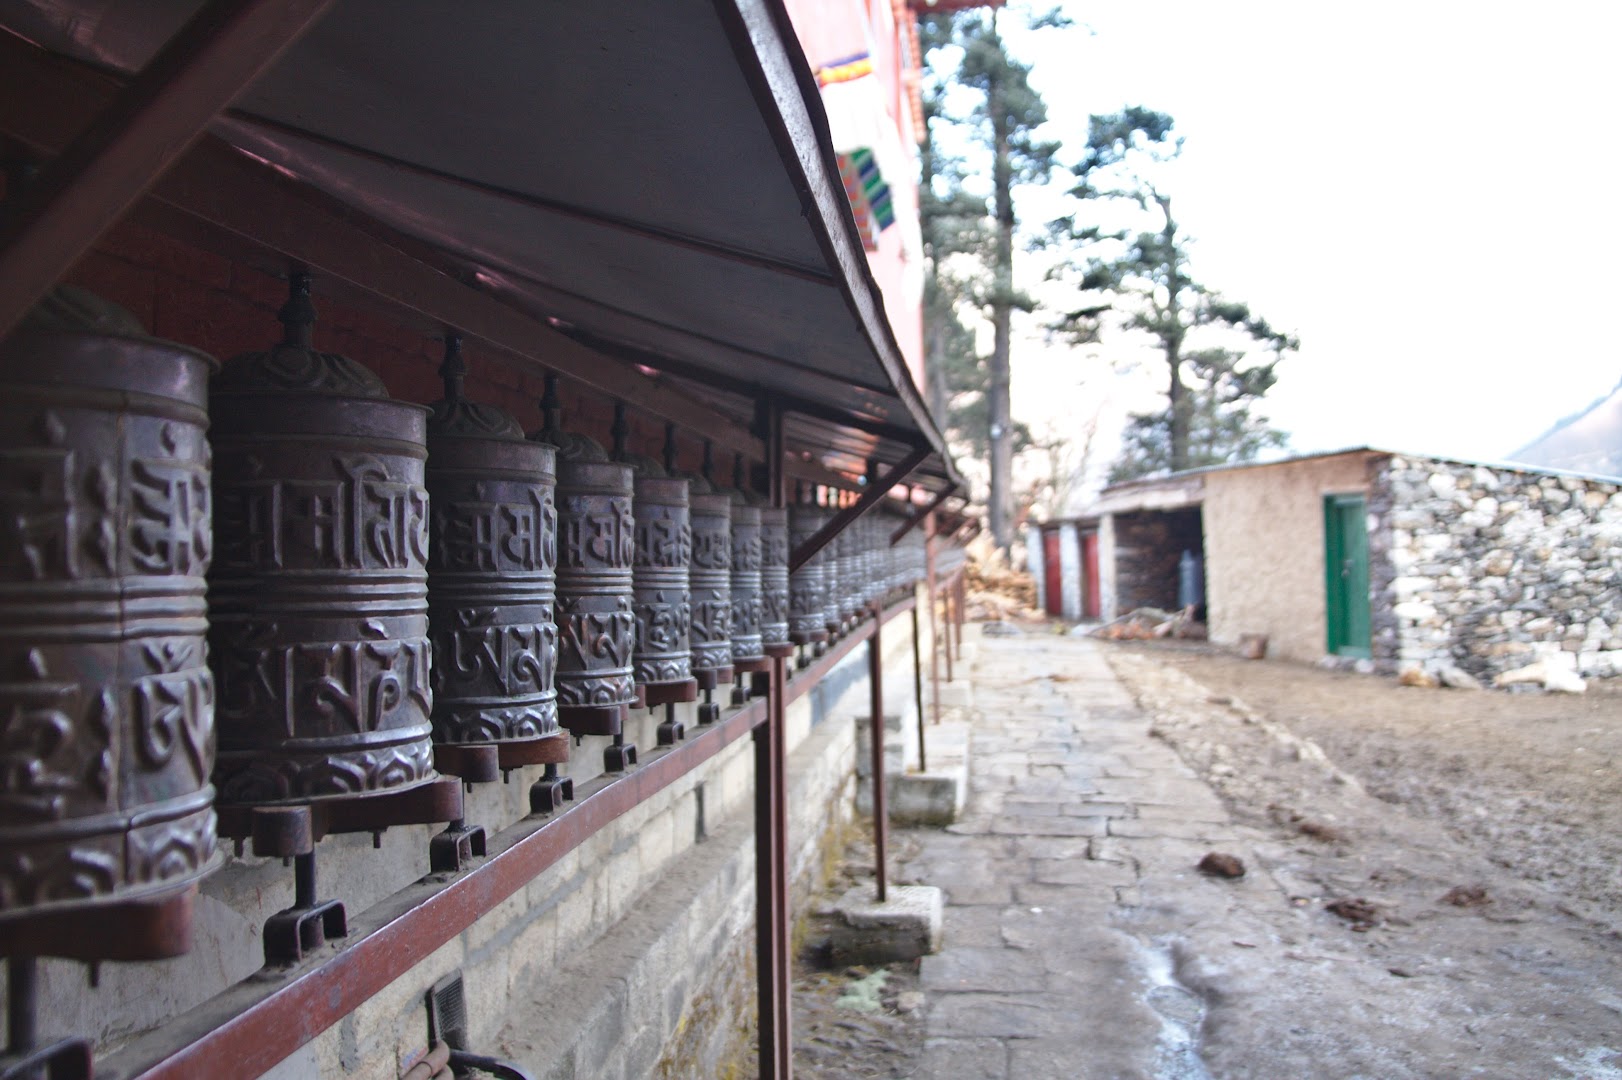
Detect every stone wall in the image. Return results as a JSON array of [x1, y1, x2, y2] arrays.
[[1368, 455, 1622, 679]]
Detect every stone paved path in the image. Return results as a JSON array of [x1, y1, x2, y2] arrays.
[[900, 631, 1241, 1080], [897, 627, 1622, 1080]]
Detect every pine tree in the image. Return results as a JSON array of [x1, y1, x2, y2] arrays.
[[919, 9, 1062, 554], [1050, 107, 1297, 480]]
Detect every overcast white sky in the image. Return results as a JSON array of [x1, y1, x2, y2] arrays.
[[981, 0, 1622, 470]]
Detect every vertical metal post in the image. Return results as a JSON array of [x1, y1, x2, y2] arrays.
[[911, 604, 926, 773], [942, 569, 955, 684], [925, 514, 941, 725], [7, 956, 36, 1057], [954, 572, 966, 664], [868, 602, 888, 903], [754, 399, 792, 1080]]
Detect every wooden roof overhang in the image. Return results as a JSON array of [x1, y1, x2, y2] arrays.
[[0, 0, 963, 499]]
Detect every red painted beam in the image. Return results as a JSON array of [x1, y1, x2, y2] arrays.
[[789, 446, 929, 572]]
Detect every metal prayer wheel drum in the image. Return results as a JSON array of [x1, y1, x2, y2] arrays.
[[629, 465, 695, 695], [544, 437, 636, 736], [837, 520, 862, 623], [0, 294, 219, 919], [788, 505, 829, 645], [727, 494, 765, 665], [425, 388, 559, 746], [210, 305, 435, 805], [822, 512, 844, 637], [854, 516, 872, 607], [687, 486, 733, 683], [863, 515, 884, 607], [758, 506, 790, 654]]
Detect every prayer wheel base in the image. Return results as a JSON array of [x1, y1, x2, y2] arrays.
[[643, 679, 699, 707], [559, 704, 626, 739], [433, 744, 502, 785], [216, 779, 465, 854], [496, 733, 572, 770], [0, 884, 198, 962]]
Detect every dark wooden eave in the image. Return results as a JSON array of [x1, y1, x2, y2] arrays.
[[0, 0, 961, 493]]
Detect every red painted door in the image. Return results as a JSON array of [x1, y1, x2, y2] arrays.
[[1042, 528, 1062, 615], [1081, 532, 1101, 619]]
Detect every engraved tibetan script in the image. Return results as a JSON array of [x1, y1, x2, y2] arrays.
[[436, 491, 551, 573], [130, 458, 211, 576], [217, 454, 428, 572]]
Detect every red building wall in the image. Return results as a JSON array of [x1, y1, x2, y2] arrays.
[[62, 222, 710, 471]]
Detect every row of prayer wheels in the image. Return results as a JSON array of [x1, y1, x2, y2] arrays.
[[0, 279, 930, 936], [789, 500, 927, 648]]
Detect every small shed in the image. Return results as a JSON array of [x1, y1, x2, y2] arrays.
[[1030, 448, 1622, 681]]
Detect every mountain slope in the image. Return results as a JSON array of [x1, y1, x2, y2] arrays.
[[1509, 378, 1622, 479]]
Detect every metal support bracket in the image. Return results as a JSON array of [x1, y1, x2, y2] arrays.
[[528, 764, 574, 815], [789, 446, 929, 572], [657, 703, 686, 747], [603, 736, 637, 773], [429, 822, 488, 874], [262, 851, 346, 966]]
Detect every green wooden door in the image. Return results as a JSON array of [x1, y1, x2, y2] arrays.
[[1324, 494, 1371, 657]]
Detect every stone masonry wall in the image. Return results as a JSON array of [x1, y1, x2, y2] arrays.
[[1368, 454, 1622, 679]]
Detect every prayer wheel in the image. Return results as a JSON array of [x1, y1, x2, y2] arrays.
[[822, 504, 845, 638], [425, 339, 559, 749], [727, 492, 765, 666], [788, 502, 830, 642], [532, 422, 636, 738], [687, 479, 733, 682], [863, 515, 884, 607], [628, 458, 696, 697], [758, 506, 791, 654], [836, 516, 862, 624], [210, 274, 437, 804], [0, 289, 219, 917], [787, 504, 829, 646]]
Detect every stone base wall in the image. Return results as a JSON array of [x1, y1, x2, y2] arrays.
[[1369, 455, 1622, 679]]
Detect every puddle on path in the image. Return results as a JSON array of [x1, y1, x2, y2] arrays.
[[1137, 936, 1213, 1080]]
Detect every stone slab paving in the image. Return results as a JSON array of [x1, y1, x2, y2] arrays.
[[899, 631, 1242, 1080]]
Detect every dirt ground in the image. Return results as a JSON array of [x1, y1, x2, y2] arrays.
[[1102, 638, 1622, 1078], [753, 833, 927, 1079], [1113, 641, 1622, 926]]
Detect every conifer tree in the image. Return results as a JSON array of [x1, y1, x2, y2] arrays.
[[1050, 107, 1297, 480], [919, 9, 1062, 555]]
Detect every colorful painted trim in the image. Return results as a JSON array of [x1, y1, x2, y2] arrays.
[[816, 52, 874, 87], [837, 147, 895, 250]]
